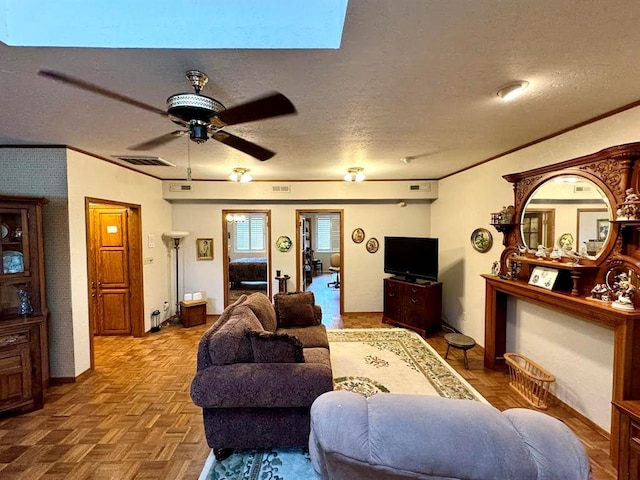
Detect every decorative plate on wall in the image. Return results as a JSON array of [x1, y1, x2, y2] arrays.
[[366, 237, 379, 253], [471, 228, 493, 253], [276, 235, 293, 252], [559, 232, 574, 248], [351, 228, 365, 244]]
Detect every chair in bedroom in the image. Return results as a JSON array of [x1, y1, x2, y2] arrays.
[[327, 253, 340, 289]]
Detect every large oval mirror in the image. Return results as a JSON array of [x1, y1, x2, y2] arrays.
[[520, 175, 612, 257]]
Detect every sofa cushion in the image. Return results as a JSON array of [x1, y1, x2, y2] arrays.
[[274, 291, 319, 327], [206, 305, 263, 366], [197, 294, 248, 370], [303, 347, 332, 369], [244, 292, 277, 332], [276, 324, 329, 349], [246, 330, 305, 363]]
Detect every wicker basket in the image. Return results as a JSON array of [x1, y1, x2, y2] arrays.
[[504, 353, 555, 409]]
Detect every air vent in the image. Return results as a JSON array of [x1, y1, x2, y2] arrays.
[[271, 185, 291, 193], [169, 183, 192, 192], [409, 183, 431, 192], [114, 156, 176, 167], [574, 185, 592, 193]]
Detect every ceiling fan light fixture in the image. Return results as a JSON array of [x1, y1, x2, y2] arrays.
[[496, 80, 529, 101], [229, 167, 253, 183], [344, 167, 366, 182]]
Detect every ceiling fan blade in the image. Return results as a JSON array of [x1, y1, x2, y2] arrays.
[[211, 131, 275, 161], [213, 92, 296, 127], [128, 130, 186, 151], [38, 70, 168, 117]]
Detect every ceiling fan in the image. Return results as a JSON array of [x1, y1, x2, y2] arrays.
[[38, 69, 297, 161]]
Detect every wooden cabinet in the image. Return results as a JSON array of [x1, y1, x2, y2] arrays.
[[180, 300, 207, 328], [383, 277, 442, 336], [0, 195, 49, 413], [614, 401, 640, 480]]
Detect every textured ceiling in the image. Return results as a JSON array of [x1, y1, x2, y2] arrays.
[[2, 0, 640, 182]]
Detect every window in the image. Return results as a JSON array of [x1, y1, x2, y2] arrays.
[[235, 214, 266, 252], [316, 215, 340, 251]]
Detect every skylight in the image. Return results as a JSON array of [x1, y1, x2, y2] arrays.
[[0, 0, 348, 49]]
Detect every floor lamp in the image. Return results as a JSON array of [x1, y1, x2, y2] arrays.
[[163, 231, 189, 322]]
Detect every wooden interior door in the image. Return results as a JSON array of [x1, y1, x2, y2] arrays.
[[90, 206, 131, 335]]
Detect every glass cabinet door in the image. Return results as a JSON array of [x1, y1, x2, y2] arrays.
[[0, 207, 33, 318]]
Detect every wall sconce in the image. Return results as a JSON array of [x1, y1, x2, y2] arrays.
[[344, 167, 366, 182], [496, 80, 529, 101], [229, 167, 253, 183]]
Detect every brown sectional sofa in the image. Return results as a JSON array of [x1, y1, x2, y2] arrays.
[[190, 291, 333, 459]]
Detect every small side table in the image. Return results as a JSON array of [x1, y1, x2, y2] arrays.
[[312, 259, 323, 275], [276, 275, 290, 293], [180, 300, 207, 328], [444, 333, 476, 369]]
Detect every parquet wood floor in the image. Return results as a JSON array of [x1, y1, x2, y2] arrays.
[[0, 311, 616, 479]]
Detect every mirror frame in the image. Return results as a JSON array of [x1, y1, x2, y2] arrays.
[[496, 143, 640, 298], [519, 173, 613, 257]]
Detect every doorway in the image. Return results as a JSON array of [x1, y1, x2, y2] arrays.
[[222, 209, 271, 307], [296, 210, 343, 319], [521, 209, 555, 249], [86, 199, 144, 366]]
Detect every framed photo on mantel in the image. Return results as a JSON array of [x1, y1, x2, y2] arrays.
[[528, 266, 559, 291]]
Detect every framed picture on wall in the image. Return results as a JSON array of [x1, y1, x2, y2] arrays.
[[597, 219, 609, 241], [196, 238, 213, 260]]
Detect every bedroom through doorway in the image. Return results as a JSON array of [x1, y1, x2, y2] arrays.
[[222, 209, 271, 307]]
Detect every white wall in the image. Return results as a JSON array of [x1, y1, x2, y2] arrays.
[[66, 150, 172, 375], [170, 200, 431, 314], [431, 105, 640, 431]]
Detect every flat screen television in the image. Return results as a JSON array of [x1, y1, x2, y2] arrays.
[[384, 236, 438, 282]]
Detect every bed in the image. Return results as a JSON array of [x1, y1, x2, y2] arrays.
[[229, 257, 268, 287]]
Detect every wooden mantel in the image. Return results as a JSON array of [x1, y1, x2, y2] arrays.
[[484, 143, 640, 473], [483, 275, 640, 397]]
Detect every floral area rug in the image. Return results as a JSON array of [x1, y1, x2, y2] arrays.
[[199, 328, 486, 480]]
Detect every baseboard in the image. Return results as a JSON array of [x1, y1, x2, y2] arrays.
[[547, 392, 610, 440], [466, 339, 610, 441], [50, 368, 92, 385]]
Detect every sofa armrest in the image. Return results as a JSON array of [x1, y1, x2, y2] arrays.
[[190, 362, 333, 409], [314, 304, 322, 324]]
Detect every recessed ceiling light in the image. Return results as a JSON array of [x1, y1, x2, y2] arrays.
[[496, 81, 529, 101]]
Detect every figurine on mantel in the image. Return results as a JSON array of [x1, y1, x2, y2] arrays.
[[549, 247, 562, 261], [591, 283, 611, 302], [616, 188, 640, 220], [499, 205, 515, 224], [611, 271, 637, 310], [535, 245, 548, 258]]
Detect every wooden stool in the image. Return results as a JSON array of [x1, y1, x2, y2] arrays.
[[444, 333, 476, 369]]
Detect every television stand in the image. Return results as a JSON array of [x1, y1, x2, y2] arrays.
[[390, 275, 432, 285], [383, 277, 442, 337]]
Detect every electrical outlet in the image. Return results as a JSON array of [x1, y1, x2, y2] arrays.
[[143, 257, 154, 265]]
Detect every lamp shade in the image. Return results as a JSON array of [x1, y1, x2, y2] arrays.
[[162, 231, 190, 240]]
